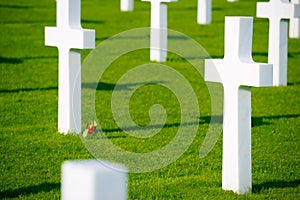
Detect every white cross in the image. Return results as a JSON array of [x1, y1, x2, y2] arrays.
[[205, 17, 273, 194], [290, 0, 300, 38], [62, 160, 128, 200], [45, 0, 95, 134], [142, 0, 177, 62], [120, 0, 134, 11], [257, 0, 300, 86], [197, 0, 211, 24]]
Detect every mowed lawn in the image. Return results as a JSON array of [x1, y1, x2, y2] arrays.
[[1, 0, 300, 199]]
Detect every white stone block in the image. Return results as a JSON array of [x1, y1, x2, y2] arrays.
[[142, 0, 177, 62], [45, 0, 95, 134], [62, 160, 128, 200], [290, 0, 300, 38], [121, 0, 134, 11], [205, 17, 273, 194], [197, 0, 211, 24]]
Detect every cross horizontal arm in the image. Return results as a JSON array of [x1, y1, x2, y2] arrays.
[[257, 1, 300, 19], [205, 59, 273, 87], [235, 62, 273, 87], [45, 28, 95, 49]]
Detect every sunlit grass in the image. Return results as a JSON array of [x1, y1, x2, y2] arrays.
[[0, 0, 299, 199]]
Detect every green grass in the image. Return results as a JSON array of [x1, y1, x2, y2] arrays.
[[1, 0, 300, 199]]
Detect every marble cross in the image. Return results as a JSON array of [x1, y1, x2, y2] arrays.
[[45, 0, 95, 134], [290, 0, 300, 38], [197, 0, 211, 24], [257, 0, 300, 86], [142, 0, 178, 62], [121, 0, 134, 11], [205, 17, 273, 194]]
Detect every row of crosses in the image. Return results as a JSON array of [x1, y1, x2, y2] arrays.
[[121, 0, 300, 40], [45, 0, 300, 195]]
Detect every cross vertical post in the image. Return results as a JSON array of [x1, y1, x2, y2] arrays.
[[45, 0, 95, 134], [290, 0, 300, 38], [257, 0, 300, 86], [197, 0, 211, 24], [205, 17, 273, 194], [142, 0, 177, 62], [121, 0, 134, 11]]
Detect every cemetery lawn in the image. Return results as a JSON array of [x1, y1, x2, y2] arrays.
[[1, 0, 299, 199]]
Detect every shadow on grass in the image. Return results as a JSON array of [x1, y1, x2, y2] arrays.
[[252, 114, 300, 126], [101, 122, 185, 134], [82, 82, 116, 91], [0, 56, 23, 64], [252, 52, 268, 57], [0, 81, 165, 94], [200, 114, 300, 127], [0, 4, 31, 9], [199, 115, 223, 124], [0, 86, 57, 93], [83, 81, 167, 91], [81, 19, 105, 25], [105, 134, 127, 139], [252, 52, 300, 58], [98, 114, 299, 134], [0, 182, 60, 199], [0, 56, 57, 64], [253, 180, 300, 193], [211, 52, 299, 60], [288, 81, 300, 86], [169, 35, 190, 40], [180, 6, 223, 11], [100, 116, 220, 134], [96, 36, 110, 41]]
